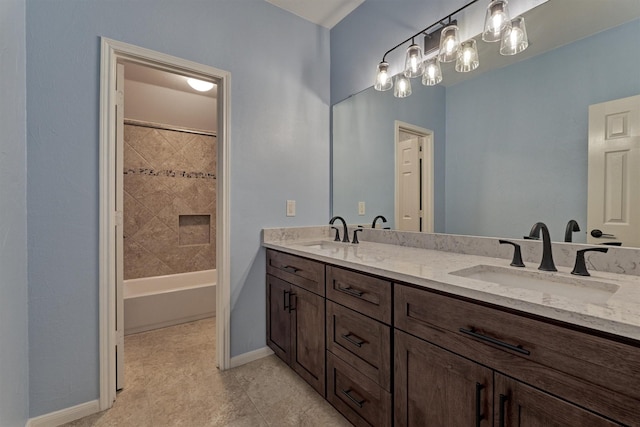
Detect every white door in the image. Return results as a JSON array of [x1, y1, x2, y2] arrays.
[[115, 62, 125, 390], [395, 122, 434, 232], [397, 131, 421, 231], [587, 94, 640, 246]]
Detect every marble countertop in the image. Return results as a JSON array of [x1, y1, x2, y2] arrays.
[[263, 237, 640, 341]]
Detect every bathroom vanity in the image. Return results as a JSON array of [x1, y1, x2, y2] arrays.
[[264, 230, 640, 426]]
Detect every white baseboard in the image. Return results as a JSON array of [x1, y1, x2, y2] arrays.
[[229, 346, 274, 368], [26, 400, 100, 427]]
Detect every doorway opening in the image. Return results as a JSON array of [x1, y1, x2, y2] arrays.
[[394, 121, 434, 232], [99, 38, 231, 410]]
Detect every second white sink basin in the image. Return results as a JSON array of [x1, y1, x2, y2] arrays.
[[450, 264, 619, 303]]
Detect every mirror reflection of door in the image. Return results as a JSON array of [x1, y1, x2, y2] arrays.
[[587, 94, 640, 247], [395, 122, 434, 232]]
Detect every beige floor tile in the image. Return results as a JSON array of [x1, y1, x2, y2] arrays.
[[61, 318, 350, 427]]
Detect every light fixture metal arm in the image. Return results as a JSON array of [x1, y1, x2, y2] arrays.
[[380, 0, 481, 62]]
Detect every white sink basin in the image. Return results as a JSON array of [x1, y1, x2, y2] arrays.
[[450, 265, 619, 303], [296, 241, 346, 250]]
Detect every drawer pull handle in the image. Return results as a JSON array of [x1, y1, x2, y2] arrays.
[[459, 327, 530, 355], [475, 383, 484, 427], [283, 290, 290, 311], [341, 333, 365, 348], [341, 388, 365, 408], [339, 286, 364, 298], [499, 394, 508, 427], [282, 265, 300, 274]]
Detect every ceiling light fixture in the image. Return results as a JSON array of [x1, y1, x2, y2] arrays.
[[187, 78, 214, 92], [373, 0, 530, 97]]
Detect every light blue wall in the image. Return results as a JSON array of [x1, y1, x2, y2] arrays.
[[445, 19, 640, 241], [333, 83, 446, 229], [26, 0, 329, 417], [0, 0, 29, 425]]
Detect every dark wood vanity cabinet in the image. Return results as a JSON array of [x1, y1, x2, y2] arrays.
[[395, 329, 492, 426], [325, 266, 393, 427], [395, 283, 638, 426], [266, 250, 325, 396], [266, 249, 640, 426], [494, 374, 620, 427]]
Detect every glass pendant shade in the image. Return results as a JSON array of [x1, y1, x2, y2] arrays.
[[404, 43, 425, 78], [394, 74, 412, 98], [500, 16, 528, 55], [482, 0, 511, 42], [422, 58, 442, 86], [455, 40, 479, 73], [438, 25, 460, 63], [374, 62, 393, 91]]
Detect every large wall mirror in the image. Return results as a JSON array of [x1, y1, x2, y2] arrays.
[[332, 0, 640, 245]]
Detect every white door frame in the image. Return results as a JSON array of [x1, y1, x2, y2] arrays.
[[98, 37, 231, 410], [394, 121, 434, 232]]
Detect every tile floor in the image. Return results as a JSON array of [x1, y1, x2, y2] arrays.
[[63, 318, 351, 426]]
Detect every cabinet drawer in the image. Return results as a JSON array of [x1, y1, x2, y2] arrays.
[[326, 351, 392, 427], [266, 249, 325, 296], [326, 266, 392, 324], [326, 301, 391, 391], [395, 283, 640, 426]]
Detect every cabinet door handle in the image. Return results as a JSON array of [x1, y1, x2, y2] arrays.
[[341, 388, 365, 408], [341, 333, 365, 348], [475, 383, 484, 427], [282, 265, 300, 274], [459, 327, 530, 355], [499, 394, 508, 427], [288, 293, 296, 312], [283, 290, 290, 311], [338, 285, 364, 298]]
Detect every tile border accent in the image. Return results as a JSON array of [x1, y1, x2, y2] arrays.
[[124, 167, 216, 179]]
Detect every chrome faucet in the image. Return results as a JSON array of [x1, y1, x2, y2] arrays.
[[371, 215, 388, 229], [329, 216, 349, 243], [530, 222, 557, 271], [564, 219, 580, 242]]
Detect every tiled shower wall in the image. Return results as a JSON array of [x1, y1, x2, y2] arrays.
[[123, 123, 216, 280]]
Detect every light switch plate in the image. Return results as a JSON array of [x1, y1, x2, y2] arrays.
[[286, 200, 296, 217], [358, 201, 365, 216]]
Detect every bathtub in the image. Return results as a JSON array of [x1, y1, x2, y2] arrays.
[[124, 269, 216, 335]]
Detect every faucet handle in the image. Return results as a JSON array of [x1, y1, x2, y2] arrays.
[[352, 229, 363, 244], [499, 240, 525, 267], [331, 226, 341, 242], [571, 247, 608, 276]]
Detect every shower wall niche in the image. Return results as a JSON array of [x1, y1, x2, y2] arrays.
[[123, 122, 217, 280]]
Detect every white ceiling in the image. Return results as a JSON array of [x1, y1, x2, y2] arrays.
[[265, 0, 364, 28]]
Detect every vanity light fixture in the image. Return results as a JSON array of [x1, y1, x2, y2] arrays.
[[394, 74, 412, 98], [187, 78, 214, 92], [404, 39, 425, 78], [482, 0, 511, 42], [455, 39, 480, 72], [422, 58, 443, 86], [373, 0, 531, 97], [500, 16, 529, 55], [438, 24, 461, 63], [374, 61, 393, 91]]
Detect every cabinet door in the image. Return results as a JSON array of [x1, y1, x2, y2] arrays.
[[266, 275, 291, 364], [290, 284, 326, 396], [494, 374, 622, 427], [395, 330, 492, 427]]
